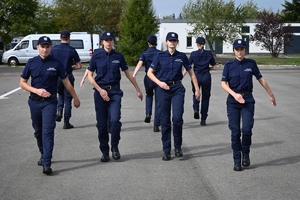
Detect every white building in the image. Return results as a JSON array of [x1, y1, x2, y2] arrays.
[[157, 19, 300, 55]]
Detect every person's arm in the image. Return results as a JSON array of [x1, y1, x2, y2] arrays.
[[72, 61, 82, 70], [182, 68, 188, 77], [221, 81, 245, 104], [147, 68, 170, 90], [124, 69, 143, 100], [80, 68, 89, 88], [19, 78, 51, 97], [209, 64, 217, 70], [61, 78, 80, 108], [187, 69, 200, 101], [258, 77, 276, 106], [87, 69, 110, 101], [133, 60, 143, 79]]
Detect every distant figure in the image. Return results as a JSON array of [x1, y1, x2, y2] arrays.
[[133, 34, 161, 132], [221, 39, 276, 171], [50, 30, 82, 129], [183, 36, 216, 126]]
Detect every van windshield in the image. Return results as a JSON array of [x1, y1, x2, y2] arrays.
[[32, 40, 84, 50], [16, 41, 29, 50]]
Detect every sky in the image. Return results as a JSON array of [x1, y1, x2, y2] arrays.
[[152, 0, 286, 18], [46, 0, 287, 18]]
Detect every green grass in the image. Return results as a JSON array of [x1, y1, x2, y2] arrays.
[[253, 57, 300, 66]]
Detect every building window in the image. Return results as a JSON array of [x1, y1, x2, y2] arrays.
[[242, 26, 250, 33], [187, 36, 192, 47]]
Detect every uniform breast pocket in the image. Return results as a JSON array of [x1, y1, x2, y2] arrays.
[[46, 70, 57, 77], [229, 73, 240, 88]]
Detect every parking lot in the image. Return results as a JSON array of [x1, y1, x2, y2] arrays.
[[0, 66, 300, 200]]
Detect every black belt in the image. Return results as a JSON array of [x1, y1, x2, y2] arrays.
[[29, 94, 56, 101], [238, 92, 252, 97], [100, 85, 120, 90], [166, 81, 180, 86], [195, 71, 209, 74]]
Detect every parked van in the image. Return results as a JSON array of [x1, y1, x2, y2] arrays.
[[2, 32, 100, 65]]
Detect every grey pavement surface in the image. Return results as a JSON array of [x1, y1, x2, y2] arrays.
[[0, 66, 300, 200]]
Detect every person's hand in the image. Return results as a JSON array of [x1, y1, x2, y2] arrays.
[[234, 93, 245, 104], [270, 94, 276, 106], [36, 89, 51, 97], [195, 89, 201, 101], [159, 82, 170, 90], [100, 89, 110, 101], [73, 98, 81, 108], [137, 90, 143, 101], [80, 79, 85, 88]]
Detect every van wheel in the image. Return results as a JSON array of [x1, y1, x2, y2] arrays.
[[8, 58, 19, 66]]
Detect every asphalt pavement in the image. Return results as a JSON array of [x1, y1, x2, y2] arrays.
[[0, 66, 300, 200]]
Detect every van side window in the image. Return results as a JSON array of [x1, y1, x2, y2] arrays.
[[32, 40, 83, 49], [18, 41, 29, 50], [70, 40, 84, 49]]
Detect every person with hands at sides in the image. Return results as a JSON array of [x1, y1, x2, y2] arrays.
[[221, 39, 276, 172], [133, 34, 161, 132], [183, 37, 217, 126], [87, 32, 143, 162], [147, 32, 200, 161], [20, 36, 80, 175], [50, 30, 82, 129]]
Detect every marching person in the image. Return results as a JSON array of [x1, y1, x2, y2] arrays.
[[133, 34, 161, 132], [147, 32, 200, 161], [221, 39, 276, 171], [87, 32, 143, 162], [20, 36, 80, 175], [51, 30, 82, 129], [183, 37, 216, 126]]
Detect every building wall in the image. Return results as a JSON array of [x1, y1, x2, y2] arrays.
[[158, 19, 300, 54]]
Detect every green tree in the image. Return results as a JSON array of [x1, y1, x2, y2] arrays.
[[30, 2, 60, 34], [117, 0, 159, 65], [250, 10, 294, 58], [181, 0, 258, 57], [52, 0, 125, 36], [281, 0, 300, 22], [0, 0, 39, 46]]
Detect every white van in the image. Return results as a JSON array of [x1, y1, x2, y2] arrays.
[[2, 32, 99, 65]]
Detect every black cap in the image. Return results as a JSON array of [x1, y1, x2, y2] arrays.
[[100, 32, 114, 40], [166, 32, 178, 41], [60, 30, 70, 37], [147, 34, 157, 45], [37, 36, 52, 45], [196, 37, 205, 44]]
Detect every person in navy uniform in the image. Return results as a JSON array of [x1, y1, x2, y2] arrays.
[[87, 32, 143, 162], [20, 36, 81, 175], [183, 37, 216, 126], [221, 39, 276, 171], [133, 34, 161, 132], [50, 30, 82, 129], [147, 32, 200, 161]]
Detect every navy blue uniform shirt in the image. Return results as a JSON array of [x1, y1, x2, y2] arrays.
[[50, 43, 80, 74], [189, 49, 216, 72], [221, 58, 262, 93], [21, 55, 67, 95], [139, 46, 160, 72], [150, 50, 191, 82], [88, 48, 128, 86]]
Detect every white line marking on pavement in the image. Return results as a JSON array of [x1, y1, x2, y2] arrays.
[[0, 87, 21, 99]]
